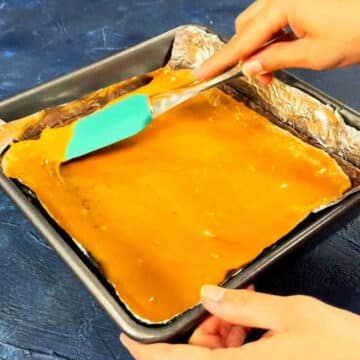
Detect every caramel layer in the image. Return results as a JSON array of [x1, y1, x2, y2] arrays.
[[2, 67, 350, 322]]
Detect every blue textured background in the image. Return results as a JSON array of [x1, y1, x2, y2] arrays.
[[0, 1, 359, 359]]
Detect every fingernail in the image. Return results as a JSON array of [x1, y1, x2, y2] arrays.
[[242, 60, 263, 77], [201, 285, 225, 302]]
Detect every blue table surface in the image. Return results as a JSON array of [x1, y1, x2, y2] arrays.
[[0, 1, 359, 359]]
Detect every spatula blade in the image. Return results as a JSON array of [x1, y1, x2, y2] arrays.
[[65, 94, 153, 161]]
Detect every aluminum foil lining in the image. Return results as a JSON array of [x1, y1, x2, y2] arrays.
[[170, 26, 360, 169], [246, 78, 360, 168], [169, 25, 224, 70]]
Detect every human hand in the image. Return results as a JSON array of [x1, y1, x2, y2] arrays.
[[195, 0, 360, 84], [186, 284, 254, 349], [121, 285, 360, 359]]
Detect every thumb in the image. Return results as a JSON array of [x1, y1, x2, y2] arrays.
[[242, 38, 313, 76], [201, 285, 295, 331]]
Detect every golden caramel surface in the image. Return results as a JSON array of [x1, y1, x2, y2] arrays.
[[2, 67, 350, 322]]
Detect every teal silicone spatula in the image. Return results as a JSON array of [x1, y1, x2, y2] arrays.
[[64, 63, 244, 161]]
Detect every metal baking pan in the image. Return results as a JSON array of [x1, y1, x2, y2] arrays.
[[1, 25, 360, 343]]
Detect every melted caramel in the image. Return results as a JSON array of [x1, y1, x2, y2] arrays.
[[2, 67, 350, 322]]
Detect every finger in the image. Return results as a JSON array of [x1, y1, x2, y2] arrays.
[[242, 34, 298, 84], [189, 332, 224, 349], [219, 319, 232, 339], [215, 336, 285, 360], [121, 334, 282, 360], [242, 38, 311, 75], [190, 321, 248, 349], [193, 34, 246, 80], [234, 3, 289, 56], [196, 315, 223, 335], [195, 284, 255, 338], [242, 283, 255, 333], [191, 284, 255, 348], [189, 316, 225, 348], [225, 325, 248, 347], [235, 0, 264, 33], [121, 334, 211, 360], [203, 284, 255, 339], [201, 286, 293, 331], [195, 2, 287, 79]]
